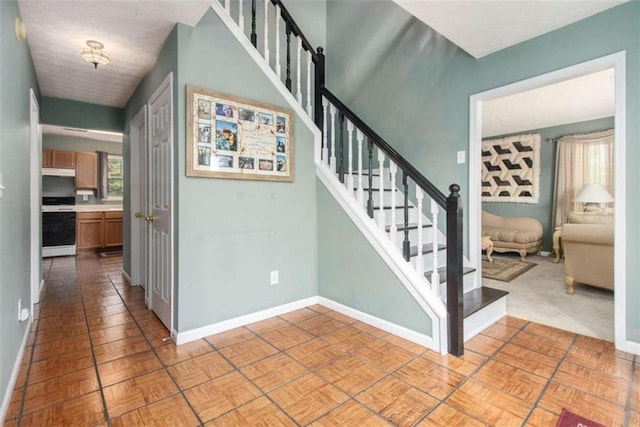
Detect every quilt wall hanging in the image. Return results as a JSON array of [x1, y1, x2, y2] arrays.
[[481, 133, 540, 204]]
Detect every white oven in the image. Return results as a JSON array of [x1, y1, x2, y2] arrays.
[[42, 197, 76, 257]]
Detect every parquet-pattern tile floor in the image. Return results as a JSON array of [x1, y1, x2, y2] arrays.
[[4, 254, 638, 426]]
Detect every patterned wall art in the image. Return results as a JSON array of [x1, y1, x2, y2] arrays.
[[481, 133, 541, 203], [186, 85, 294, 182]]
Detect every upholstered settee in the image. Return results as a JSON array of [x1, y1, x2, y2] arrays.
[[561, 222, 614, 295], [482, 211, 543, 260]]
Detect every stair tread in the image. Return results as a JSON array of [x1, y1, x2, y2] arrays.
[[373, 205, 414, 210], [409, 243, 446, 257], [424, 266, 475, 284], [347, 171, 380, 176], [463, 286, 509, 318], [361, 188, 393, 192], [385, 223, 433, 232]]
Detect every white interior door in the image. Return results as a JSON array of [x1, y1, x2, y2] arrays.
[[147, 74, 174, 331], [29, 89, 41, 310], [129, 106, 148, 291]]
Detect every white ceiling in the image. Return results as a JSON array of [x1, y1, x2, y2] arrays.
[[482, 68, 615, 138], [393, 0, 627, 58], [19, 0, 211, 108]]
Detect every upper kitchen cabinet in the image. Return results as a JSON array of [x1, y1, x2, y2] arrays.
[[50, 150, 76, 169], [42, 149, 52, 168], [75, 152, 98, 190]]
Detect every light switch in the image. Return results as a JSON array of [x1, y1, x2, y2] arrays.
[[456, 151, 466, 164]]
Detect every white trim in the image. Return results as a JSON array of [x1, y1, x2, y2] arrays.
[[0, 320, 31, 424], [121, 269, 134, 286], [175, 297, 319, 345], [29, 89, 41, 312], [316, 163, 447, 353], [210, 0, 322, 161], [42, 245, 76, 257], [317, 296, 437, 351], [469, 51, 633, 352], [463, 297, 506, 341], [129, 104, 147, 291]]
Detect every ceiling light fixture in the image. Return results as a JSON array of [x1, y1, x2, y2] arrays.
[[81, 40, 110, 69]]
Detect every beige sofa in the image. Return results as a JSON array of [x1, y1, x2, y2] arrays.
[[562, 222, 614, 295], [482, 211, 543, 260]]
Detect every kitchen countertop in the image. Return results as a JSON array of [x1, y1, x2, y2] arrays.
[[74, 205, 123, 212]]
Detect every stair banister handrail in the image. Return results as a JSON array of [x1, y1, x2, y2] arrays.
[[320, 87, 447, 208], [270, 0, 319, 61]]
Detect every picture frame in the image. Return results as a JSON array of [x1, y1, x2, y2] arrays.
[[186, 85, 294, 182]]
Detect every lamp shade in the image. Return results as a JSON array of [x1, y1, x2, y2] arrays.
[[574, 183, 614, 203]]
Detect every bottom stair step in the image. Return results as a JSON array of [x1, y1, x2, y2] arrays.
[[463, 286, 509, 318], [424, 266, 475, 284]]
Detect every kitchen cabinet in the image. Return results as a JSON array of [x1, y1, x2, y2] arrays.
[[51, 150, 76, 169], [75, 152, 98, 189], [77, 211, 122, 250], [104, 211, 123, 247]]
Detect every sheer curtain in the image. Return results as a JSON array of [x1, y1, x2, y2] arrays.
[[552, 129, 614, 228]]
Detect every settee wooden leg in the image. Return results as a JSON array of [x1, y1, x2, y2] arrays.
[[565, 275, 575, 295], [519, 250, 527, 261]]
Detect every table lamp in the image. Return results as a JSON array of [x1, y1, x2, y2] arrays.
[[573, 183, 613, 212]]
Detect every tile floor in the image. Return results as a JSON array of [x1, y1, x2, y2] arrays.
[[4, 253, 639, 426]]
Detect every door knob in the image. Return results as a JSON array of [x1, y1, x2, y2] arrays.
[[134, 212, 145, 218], [145, 215, 158, 222]]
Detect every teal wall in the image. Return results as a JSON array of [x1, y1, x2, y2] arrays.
[[122, 25, 180, 278], [482, 117, 614, 251], [42, 134, 123, 205], [326, 0, 640, 340], [317, 184, 432, 334], [0, 0, 40, 415], [41, 96, 123, 132], [174, 10, 317, 331]]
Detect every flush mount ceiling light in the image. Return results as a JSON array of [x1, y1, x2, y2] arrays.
[[81, 40, 110, 69]]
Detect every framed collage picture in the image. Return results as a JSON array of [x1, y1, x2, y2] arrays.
[[186, 85, 294, 182]]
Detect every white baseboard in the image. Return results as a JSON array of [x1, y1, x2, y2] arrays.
[[463, 297, 507, 342], [39, 279, 44, 292], [175, 297, 319, 345], [317, 296, 438, 352], [121, 269, 135, 286], [0, 321, 31, 424], [619, 339, 640, 355]]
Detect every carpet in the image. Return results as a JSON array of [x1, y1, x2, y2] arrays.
[[555, 408, 605, 427], [482, 256, 536, 282]]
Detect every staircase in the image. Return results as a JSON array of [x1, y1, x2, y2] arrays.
[[211, 0, 507, 355]]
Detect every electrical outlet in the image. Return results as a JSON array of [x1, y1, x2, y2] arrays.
[[270, 270, 279, 285], [17, 298, 30, 322]]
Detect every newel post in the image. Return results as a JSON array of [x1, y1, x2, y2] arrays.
[[446, 184, 464, 357], [314, 47, 325, 129]]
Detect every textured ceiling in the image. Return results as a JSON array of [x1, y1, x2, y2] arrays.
[[393, 0, 627, 58], [19, 0, 211, 108], [482, 69, 615, 138]]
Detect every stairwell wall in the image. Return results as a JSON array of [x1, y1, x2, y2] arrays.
[[174, 9, 318, 331], [0, 0, 40, 418], [326, 0, 640, 341]]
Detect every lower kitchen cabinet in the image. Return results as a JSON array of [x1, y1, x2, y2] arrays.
[[77, 211, 122, 250]]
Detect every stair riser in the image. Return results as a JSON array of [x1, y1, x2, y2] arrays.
[[356, 190, 405, 205], [411, 250, 448, 272], [373, 207, 418, 225], [389, 227, 441, 248]]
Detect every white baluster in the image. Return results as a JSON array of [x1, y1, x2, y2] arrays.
[[296, 37, 302, 104], [275, 4, 281, 78], [416, 187, 424, 275], [346, 120, 354, 191], [357, 130, 364, 205], [329, 104, 337, 172], [377, 149, 386, 229], [431, 199, 440, 290], [322, 97, 329, 166], [263, 0, 270, 62], [306, 50, 312, 116], [238, 0, 244, 32], [389, 161, 398, 245], [224, 0, 230, 13]]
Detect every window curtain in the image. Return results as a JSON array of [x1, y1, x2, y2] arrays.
[[552, 129, 614, 228], [97, 151, 109, 200]]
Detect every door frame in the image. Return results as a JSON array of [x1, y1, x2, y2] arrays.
[[29, 89, 42, 312], [146, 73, 175, 335], [468, 51, 629, 351], [129, 105, 147, 291]]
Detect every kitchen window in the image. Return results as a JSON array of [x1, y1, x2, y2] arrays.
[[107, 154, 123, 200]]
